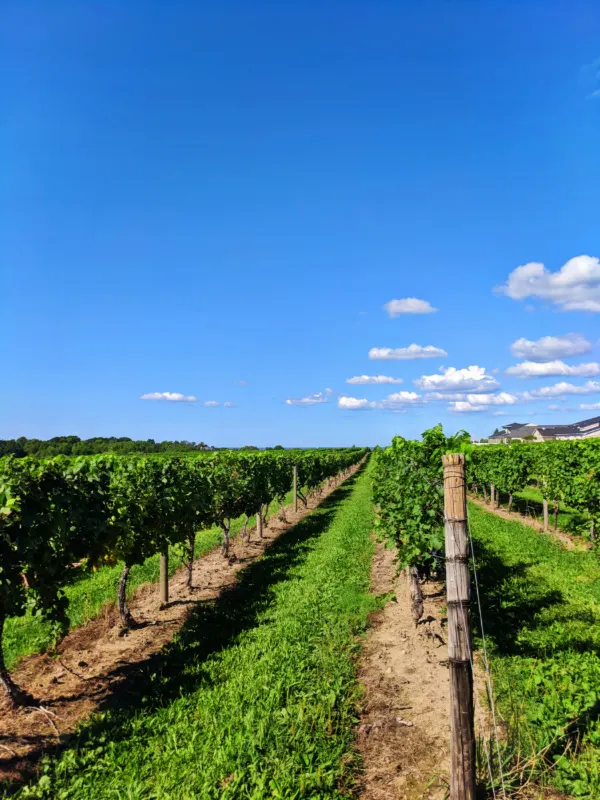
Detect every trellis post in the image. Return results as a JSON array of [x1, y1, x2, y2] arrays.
[[442, 453, 476, 800]]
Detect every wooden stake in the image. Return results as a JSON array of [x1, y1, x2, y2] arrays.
[[442, 453, 476, 800], [293, 465, 298, 513], [256, 511, 263, 539], [543, 498, 549, 532], [159, 551, 169, 606], [490, 484, 495, 506]]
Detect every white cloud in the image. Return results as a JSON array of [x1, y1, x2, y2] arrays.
[[506, 360, 600, 378], [204, 400, 219, 407], [338, 391, 421, 410], [414, 365, 499, 392], [447, 392, 517, 413], [497, 255, 600, 312], [384, 298, 437, 317], [369, 344, 448, 360], [338, 396, 372, 410], [346, 375, 404, 385], [520, 381, 600, 400], [325, 387, 334, 394], [286, 392, 329, 407], [548, 404, 577, 411], [450, 401, 488, 413], [140, 392, 197, 402], [492, 411, 508, 416], [224, 401, 238, 408], [581, 403, 600, 410], [510, 334, 591, 361], [467, 392, 518, 406]]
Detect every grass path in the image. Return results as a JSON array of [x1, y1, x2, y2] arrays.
[[469, 501, 600, 798], [3, 490, 295, 670], [9, 468, 376, 799]]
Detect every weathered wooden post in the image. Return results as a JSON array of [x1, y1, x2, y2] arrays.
[[160, 551, 169, 607], [490, 483, 495, 506], [442, 453, 476, 800], [256, 511, 263, 539], [542, 498, 549, 532], [293, 465, 298, 513]]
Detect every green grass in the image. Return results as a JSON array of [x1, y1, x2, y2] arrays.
[[6, 468, 376, 799], [469, 501, 600, 797], [500, 485, 590, 539], [3, 490, 295, 671]]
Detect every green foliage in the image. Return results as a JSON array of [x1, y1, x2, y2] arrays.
[[0, 449, 366, 689], [467, 439, 600, 536], [372, 425, 470, 569], [5, 468, 376, 799]]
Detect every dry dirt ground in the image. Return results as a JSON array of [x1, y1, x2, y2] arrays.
[[0, 469, 356, 789], [467, 494, 589, 552], [356, 542, 451, 800]]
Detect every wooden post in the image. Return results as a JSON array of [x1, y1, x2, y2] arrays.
[[442, 453, 476, 800], [293, 465, 298, 513], [256, 511, 263, 539], [160, 551, 169, 606], [490, 484, 495, 506], [542, 498, 549, 532]]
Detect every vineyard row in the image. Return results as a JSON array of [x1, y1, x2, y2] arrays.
[[0, 448, 367, 705]]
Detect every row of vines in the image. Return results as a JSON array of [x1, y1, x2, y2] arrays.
[[0, 448, 366, 705], [371, 425, 471, 621], [468, 439, 600, 539]]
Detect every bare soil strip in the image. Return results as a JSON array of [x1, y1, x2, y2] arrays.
[[468, 494, 589, 551], [356, 541, 451, 800], [0, 471, 355, 788]]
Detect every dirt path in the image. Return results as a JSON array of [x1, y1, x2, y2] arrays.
[[356, 542, 451, 800], [0, 469, 358, 788], [468, 494, 589, 551]]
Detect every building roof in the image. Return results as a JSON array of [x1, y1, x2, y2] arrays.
[[488, 415, 600, 440]]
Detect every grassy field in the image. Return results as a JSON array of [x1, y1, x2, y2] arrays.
[[3, 490, 294, 670], [6, 468, 376, 799], [497, 485, 590, 538], [469, 501, 600, 797]]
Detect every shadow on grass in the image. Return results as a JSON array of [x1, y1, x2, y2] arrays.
[[470, 542, 564, 658], [1, 469, 363, 795]]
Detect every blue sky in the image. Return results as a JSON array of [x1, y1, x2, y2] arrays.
[[2, 0, 600, 447]]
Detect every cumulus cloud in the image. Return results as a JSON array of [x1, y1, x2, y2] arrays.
[[450, 401, 488, 413], [520, 381, 600, 400], [510, 334, 591, 361], [426, 391, 517, 406], [204, 400, 219, 407], [447, 392, 518, 413], [581, 402, 600, 410], [414, 365, 499, 392], [346, 375, 404, 385], [369, 344, 447, 360], [286, 392, 329, 407], [338, 391, 421, 410], [140, 392, 197, 402], [497, 255, 600, 312], [384, 298, 437, 317], [506, 360, 600, 378], [338, 396, 372, 410]]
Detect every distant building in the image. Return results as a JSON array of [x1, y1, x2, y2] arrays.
[[488, 416, 600, 443]]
